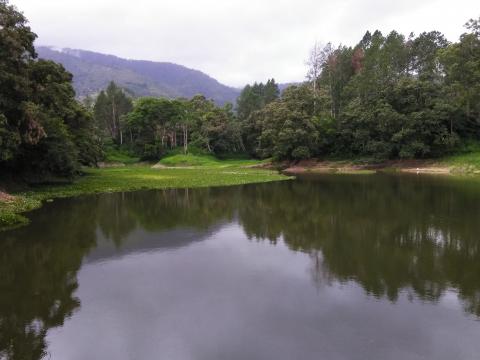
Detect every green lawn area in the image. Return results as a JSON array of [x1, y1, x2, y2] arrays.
[[158, 153, 268, 167], [0, 162, 289, 231], [104, 147, 140, 164], [439, 151, 480, 172], [435, 141, 480, 172]]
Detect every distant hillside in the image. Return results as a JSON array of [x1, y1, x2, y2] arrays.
[[37, 46, 240, 105]]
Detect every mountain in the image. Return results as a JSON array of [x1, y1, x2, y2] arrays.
[[36, 46, 241, 105]]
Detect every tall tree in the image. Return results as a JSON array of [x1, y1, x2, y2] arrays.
[[0, 0, 102, 179], [0, 0, 38, 162], [237, 80, 279, 155], [440, 18, 480, 134], [93, 82, 133, 145]]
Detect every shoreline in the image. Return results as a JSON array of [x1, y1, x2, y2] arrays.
[[0, 165, 289, 232], [3, 157, 480, 232], [272, 159, 474, 176]]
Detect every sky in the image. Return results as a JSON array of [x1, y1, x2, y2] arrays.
[[12, 0, 480, 87]]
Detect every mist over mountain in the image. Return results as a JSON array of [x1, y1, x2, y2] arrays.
[[36, 46, 241, 105]]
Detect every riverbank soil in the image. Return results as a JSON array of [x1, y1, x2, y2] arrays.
[[280, 159, 458, 175]]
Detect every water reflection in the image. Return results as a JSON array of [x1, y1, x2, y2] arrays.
[[238, 175, 480, 315], [1, 174, 480, 359], [0, 198, 97, 359]]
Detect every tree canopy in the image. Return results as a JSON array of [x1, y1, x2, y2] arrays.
[[2, 0, 480, 181], [0, 0, 102, 180], [239, 19, 480, 161]]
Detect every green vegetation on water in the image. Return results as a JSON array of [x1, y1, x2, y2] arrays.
[[0, 196, 42, 231], [1, 0, 480, 231], [0, 158, 289, 231]]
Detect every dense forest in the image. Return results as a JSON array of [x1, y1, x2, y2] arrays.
[[238, 23, 480, 160], [1, 0, 479, 181], [91, 82, 243, 160]]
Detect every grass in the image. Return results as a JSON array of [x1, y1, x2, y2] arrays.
[[158, 153, 267, 168], [0, 162, 289, 231], [439, 152, 480, 173], [104, 147, 140, 164], [0, 196, 42, 231], [433, 141, 480, 173]]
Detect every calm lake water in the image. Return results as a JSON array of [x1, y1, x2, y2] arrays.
[[1, 174, 480, 360]]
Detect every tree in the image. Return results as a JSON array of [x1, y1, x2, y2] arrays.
[[0, 0, 103, 180], [0, 0, 38, 162], [93, 82, 133, 145], [189, 96, 243, 154], [124, 97, 178, 159], [253, 85, 321, 160], [306, 41, 324, 108], [409, 31, 449, 81], [237, 80, 279, 155], [440, 18, 480, 135]]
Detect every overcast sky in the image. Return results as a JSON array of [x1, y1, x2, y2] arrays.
[[12, 0, 479, 87]]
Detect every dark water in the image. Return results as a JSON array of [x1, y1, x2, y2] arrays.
[[1, 174, 480, 360]]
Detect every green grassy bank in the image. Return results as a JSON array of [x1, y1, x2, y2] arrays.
[[0, 159, 289, 231]]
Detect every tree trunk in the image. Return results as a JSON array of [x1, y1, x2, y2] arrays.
[[329, 72, 335, 118], [111, 99, 117, 142], [183, 125, 188, 154]]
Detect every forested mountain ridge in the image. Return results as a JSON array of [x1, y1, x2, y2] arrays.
[[36, 46, 241, 105]]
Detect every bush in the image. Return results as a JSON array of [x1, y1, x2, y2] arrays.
[[292, 146, 311, 160]]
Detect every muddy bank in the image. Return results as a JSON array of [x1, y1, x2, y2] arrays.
[[273, 159, 456, 175], [0, 191, 16, 203]]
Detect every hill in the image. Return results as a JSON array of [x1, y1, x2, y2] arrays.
[[36, 46, 240, 105]]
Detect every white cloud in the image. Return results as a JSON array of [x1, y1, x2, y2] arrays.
[[11, 0, 480, 86]]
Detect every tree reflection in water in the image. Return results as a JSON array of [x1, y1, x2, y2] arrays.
[[1, 174, 480, 359]]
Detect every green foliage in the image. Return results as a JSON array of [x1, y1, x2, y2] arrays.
[[122, 95, 242, 160], [0, 164, 289, 230], [93, 81, 133, 144], [0, 195, 41, 231], [158, 153, 263, 167], [3, 0, 480, 178], [240, 19, 480, 161], [439, 19, 480, 135], [0, 0, 103, 181], [104, 146, 140, 164], [0, 114, 20, 161], [32, 166, 287, 199], [236, 79, 279, 121], [253, 85, 321, 160], [439, 141, 480, 171], [123, 97, 178, 159], [236, 79, 280, 155]]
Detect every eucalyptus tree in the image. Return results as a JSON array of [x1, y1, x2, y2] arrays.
[[93, 82, 133, 145]]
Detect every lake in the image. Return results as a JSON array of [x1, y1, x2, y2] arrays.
[[1, 174, 480, 360]]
